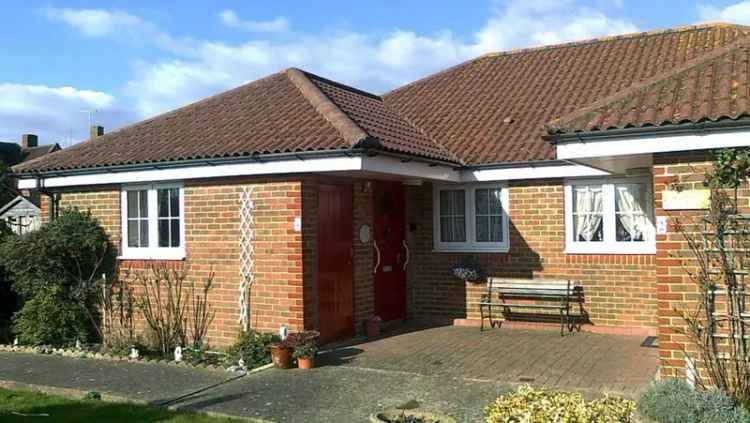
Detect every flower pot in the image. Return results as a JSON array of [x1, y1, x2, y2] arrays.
[[297, 356, 315, 369], [366, 320, 380, 338], [270, 345, 293, 369]]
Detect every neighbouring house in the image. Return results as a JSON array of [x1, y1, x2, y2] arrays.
[[0, 134, 60, 234], [13, 23, 750, 379]]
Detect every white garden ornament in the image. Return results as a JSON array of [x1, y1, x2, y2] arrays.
[[239, 186, 256, 332]]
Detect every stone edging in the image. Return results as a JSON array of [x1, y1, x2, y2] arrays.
[[0, 343, 234, 373]]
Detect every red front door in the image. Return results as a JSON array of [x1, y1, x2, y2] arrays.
[[373, 181, 407, 322], [317, 183, 354, 344]]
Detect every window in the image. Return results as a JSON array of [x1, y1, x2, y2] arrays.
[[121, 183, 185, 260], [564, 176, 654, 254], [433, 184, 509, 252]]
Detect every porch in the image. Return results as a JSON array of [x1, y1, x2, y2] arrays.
[[319, 323, 659, 397]]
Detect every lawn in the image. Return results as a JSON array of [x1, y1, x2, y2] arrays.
[[0, 388, 255, 423]]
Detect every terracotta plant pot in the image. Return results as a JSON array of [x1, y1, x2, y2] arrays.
[[297, 356, 315, 369], [270, 345, 293, 369], [366, 320, 380, 338]]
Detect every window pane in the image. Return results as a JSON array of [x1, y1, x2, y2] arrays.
[[127, 191, 139, 218], [158, 219, 170, 247], [171, 219, 180, 247], [615, 184, 648, 242], [139, 220, 149, 247], [127, 221, 139, 247], [158, 189, 169, 218], [139, 190, 148, 217], [572, 185, 603, 242], [439, 190, 466, 242], [170, 189, 180, 217], [476, 216, 489, 242], [490, 215, 503, 242], [489, 189, 502, 214], [475, 189, 488, 215]]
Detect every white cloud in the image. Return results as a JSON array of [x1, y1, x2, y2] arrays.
[[39, 7, 189, 53], [0, 83, 132, 145], [218, 9, 289, 33], [699, 1, 750, 24], [40, 8, 144, 38]]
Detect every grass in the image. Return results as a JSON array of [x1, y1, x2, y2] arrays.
[[0, 388, 255, 423]]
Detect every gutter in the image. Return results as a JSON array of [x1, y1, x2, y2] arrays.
[[543, 119, 750, 144], [16, 147, 461, 182]]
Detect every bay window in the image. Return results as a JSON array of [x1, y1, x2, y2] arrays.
[[433, 184, 509, 252], [564, 176, 654, 254], [121, 183, 185, 260]]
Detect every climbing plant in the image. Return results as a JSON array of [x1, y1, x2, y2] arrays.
[[674, 147, 750, 408]]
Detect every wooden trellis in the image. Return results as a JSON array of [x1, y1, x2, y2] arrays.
[[238, 186, 256, 332], [697, 212, 750, 387]]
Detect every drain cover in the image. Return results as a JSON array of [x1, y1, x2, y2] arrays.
[[518, 377, 535, 382], [641, 336, 658, 348]]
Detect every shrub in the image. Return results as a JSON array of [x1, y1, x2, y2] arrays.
[[0, 209, 115, 345], [638, 379, 750, 423], [225, 330, 280, 369], [484, 385, 635, 423], [12, 286, 93, 345]]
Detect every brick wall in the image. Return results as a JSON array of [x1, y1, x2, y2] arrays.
[[42, 178, 305, 348], [652, 151, 723, 379], [406, 180, 658, 335]]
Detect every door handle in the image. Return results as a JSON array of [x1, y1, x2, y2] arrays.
[[402, 240, 410, 271], [373, 240, 381, 275]]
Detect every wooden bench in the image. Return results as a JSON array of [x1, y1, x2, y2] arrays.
[[476, 277, 583, 336]]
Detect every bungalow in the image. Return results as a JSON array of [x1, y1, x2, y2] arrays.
[[13, 23, 750, 379]]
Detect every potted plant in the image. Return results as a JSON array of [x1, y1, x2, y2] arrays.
[[366, 315, 382, 338], [451, 255, 484, 283], [293, 330, 320, 369], [270, 337, 294, 369]]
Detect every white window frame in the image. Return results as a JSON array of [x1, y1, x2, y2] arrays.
[[120, 182, 186, 260], [564, 176, 655, 255], [433, 183, 510, 252]]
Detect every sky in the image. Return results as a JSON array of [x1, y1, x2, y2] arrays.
[[1, 0, 749, 146]]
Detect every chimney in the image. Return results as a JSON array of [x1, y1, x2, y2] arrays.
[[21, 134, 38, 148], [90, 125, 104, 140]]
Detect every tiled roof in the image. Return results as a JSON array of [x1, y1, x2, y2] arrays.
[[14, 69, 454, 174], [384, 23, 750, 165], [15, 23, 750, 174], [546, 37, 750, 135]]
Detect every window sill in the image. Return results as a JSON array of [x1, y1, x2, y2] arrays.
[[433, 245, 510, 254], [564, 243, 655, 255], [118, 248, 186, 261]]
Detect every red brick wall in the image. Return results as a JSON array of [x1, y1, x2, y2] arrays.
[[406, 180, 658, 335], [42, 178, 305, 348], [653, 151, 719, 379]]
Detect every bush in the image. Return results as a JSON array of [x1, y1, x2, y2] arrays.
[[12, 286, 93, 345], [225, 330, 280, 369], [638, 379, 750, 423], [484, 385, 635, 423], [0, 209, 115, 345]]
